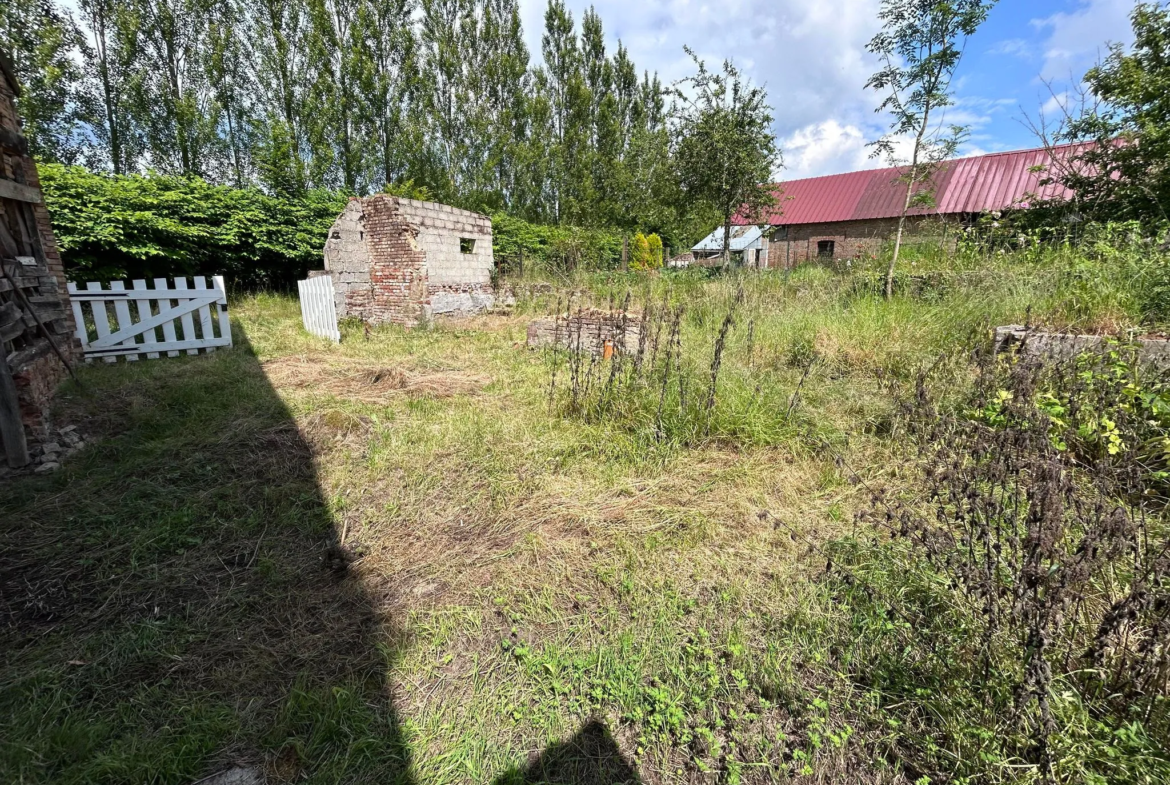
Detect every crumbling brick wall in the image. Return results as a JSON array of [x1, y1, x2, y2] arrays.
[[323, 195, 494, 328], [527, 310, 642, 356], [1, 48, 79, 463]]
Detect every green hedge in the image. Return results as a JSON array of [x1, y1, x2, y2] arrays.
[[39, 165, 348, 290], [490, 212, 624, 271]]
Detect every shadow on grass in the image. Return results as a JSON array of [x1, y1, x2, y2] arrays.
[[0, 323, 642, 784], [0, 328, 413, 784], [493, 720, 640, 785]]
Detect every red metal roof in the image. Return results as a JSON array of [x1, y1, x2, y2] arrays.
[[748, 144, 1083, 226]]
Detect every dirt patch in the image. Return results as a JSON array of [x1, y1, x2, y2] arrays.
[[262, 356, 490, 403]]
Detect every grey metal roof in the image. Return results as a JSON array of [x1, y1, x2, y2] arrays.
[[691, 224, 763, 252]]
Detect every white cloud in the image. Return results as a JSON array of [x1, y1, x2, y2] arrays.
[[520, 0, 885, 147], [779, 120, 880, 179], [1032, 0, 1134, 81]]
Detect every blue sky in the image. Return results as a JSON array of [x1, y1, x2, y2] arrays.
[[518, 0, 1139, 179]]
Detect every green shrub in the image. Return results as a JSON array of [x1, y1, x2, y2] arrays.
[[490, 212, 623, 272], [630, 232, 652, 270], [39, 164, 348, 289], [646, 234, 664, 269]]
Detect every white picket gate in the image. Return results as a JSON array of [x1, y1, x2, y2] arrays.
[[67, 275, 232, 362], [297, 274, 340, 342]]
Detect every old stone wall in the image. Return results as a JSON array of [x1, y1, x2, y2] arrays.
[[323, 199, 373, 319], [1, 51, 79, 465], [322, 195, 494, 326]]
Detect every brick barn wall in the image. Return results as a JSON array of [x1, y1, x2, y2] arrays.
[[1, 62, 80, 448], [762, 216, 960, 268]]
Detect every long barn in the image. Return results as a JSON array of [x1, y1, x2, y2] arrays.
[[691, 144, 1082, 267]]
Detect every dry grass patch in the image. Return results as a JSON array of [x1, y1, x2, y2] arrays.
[[262, 354, 491, 403]]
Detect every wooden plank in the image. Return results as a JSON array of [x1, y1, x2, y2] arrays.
[[87, 294, 208, 349], [67, 282, 88, 347], [214, 275, 232, 348], [193, 276, 215, 342], [86, 281, 117, 363], [81, 336, 230, 358], [0, 300, 21, 328], [107, 281, 139, 361], [0, 127, 29, 156], [0, 346, 30, 467], [155, 277, 180, 357], [132, 279, 159, 359], [67, 288, 218, 302], [0, 178, 42, 204], [174, 278, 199, 356]]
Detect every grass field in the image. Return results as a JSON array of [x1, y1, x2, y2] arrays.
[[2, 257, 1168, 784]]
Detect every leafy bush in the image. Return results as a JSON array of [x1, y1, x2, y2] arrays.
[[490, 212, 623, 272], [817, 344, 1170, 783], [40, 164, 348, 289]]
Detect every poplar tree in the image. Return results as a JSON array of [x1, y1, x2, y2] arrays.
[[132, 0, 217, 176], [78, 0, 141, 173], [247, 0, 309, 195], [304, 0, 364, 190], [355, 0, 414, 191]]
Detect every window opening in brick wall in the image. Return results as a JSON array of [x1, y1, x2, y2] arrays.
[[460, 238, 475, 254], [817, 240, 835, 259]]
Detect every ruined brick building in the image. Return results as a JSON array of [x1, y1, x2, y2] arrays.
[[0, 48, 79, 469], [693, 144, 1080, 268], [323, 195, 495, 327]]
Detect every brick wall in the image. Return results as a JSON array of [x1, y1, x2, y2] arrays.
[[527, 310, 642, 356], [762, 216, 960, 268], [1, 62, 79, 452], [322, 195, 495, 327]]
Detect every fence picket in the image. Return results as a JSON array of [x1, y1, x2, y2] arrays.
[[298, 275, 340, 342], [108, 281, 140, 361], [173, 278, 199, 356], [193, 275, 215, 348], [154, 277, 180, 357], [85, 281, 117, 363], [132, 279, 159, 359], [68, 276, 234, 362]]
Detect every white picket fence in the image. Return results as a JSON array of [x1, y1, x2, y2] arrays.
[[298, 274, 340, 342], [68, 276, 232, 362]]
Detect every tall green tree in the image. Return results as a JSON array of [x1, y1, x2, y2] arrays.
[[672, 49, 780, 266], [354, 0, 415, 191], [131, 0, 220, 176], [304, 0, 364, 190], [866, 0, 996, 297], [0, 0, 92, 164], [478, 0, 530, 211], [205, 0, 254, 187], [246, 0, 309, 195], [78, 0, 141, 173], [1057, 3, 1170, 226]]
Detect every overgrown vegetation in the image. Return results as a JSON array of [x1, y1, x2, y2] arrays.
[[7, 234, 1170, 783]]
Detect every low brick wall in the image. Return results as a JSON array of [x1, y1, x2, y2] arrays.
[[994, 325, 1170, 366], [527, 310, 642, 356]]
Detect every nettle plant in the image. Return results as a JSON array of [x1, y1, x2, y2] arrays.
[[836, 343, 1170, 783]]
